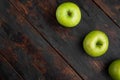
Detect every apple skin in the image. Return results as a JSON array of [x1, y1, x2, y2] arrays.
[[109, 59, 120, 80], [56, 2, 81, 27], [83, 30, 109, 57]]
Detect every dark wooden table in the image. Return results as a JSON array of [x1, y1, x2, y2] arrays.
[[0, 0, 120, 80]]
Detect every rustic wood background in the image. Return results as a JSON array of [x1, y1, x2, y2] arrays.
[[0, 0, 120, 80]]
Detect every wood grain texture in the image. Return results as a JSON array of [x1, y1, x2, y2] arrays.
[[8, 0, 120, 80], [93, 0, 120, 27], [0, 55, 24, 80], [0, 0, 82, 80]]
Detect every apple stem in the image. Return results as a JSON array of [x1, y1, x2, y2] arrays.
[[67, 10, 72, 17], [96, 40, 103, 48]]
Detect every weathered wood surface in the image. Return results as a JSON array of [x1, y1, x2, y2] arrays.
[[0, 0, 82, 80], [8, 0, 120, 79], [0, 0, 120, 80], [93, 0, 120, 26], [0, 55, 24, 80]]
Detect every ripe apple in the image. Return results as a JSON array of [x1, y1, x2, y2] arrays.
[[108, 59, 120, 80], [56, 2, 81, 27], [83, 30, 109, 57]]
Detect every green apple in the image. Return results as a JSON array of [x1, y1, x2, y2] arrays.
[[56, 2, 81, 27], [83, 30, 109, 57], [109, 59, 120, 80]]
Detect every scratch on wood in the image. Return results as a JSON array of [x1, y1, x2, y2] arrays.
[[32, 56, 47, 74], [89, 60, 104, 72], [14, 0, 29, 15]]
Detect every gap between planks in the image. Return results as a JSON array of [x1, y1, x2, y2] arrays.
[[0, 53, 25, 80], [92, 0, 120, 29]]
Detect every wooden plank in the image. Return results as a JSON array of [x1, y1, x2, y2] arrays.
[[0, 1, 82, 80], [93, 0, 120, 27], [8, 0, 120, 79], [0, 20, 82, 80], [0, 55, 24, 80]]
